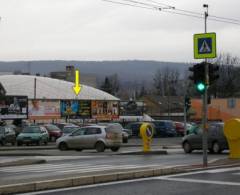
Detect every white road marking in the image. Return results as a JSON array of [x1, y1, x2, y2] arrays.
[[0, 163, 162, 174], [159, 177, 240, 186]]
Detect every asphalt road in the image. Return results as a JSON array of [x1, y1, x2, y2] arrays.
[[0, 149, 228, 186], [21, 167, 240, 195]]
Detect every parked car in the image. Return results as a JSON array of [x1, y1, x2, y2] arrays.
[[54, 123, 76, 131], [61, 125, 80, 136], [56, 124, 122, 152], [16, 125, 49, 146], [152, 120, 176, 137], [0, 126, 16, 146], [182, 122, 228, 154], [98, 123, 130, 143], [174, 122, 185, 136], [125, 122, 145, 137], [44, 124, 62, 141]]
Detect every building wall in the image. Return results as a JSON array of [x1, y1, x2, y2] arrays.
[[191, 98, 240, 122]]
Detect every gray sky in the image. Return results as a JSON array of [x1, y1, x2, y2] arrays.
[[0, 0, 239, 62]]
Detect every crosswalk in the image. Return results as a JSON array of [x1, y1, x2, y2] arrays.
[[0, 163, 161, 174]]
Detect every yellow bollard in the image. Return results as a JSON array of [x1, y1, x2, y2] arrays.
[[224, 118, 240, 159], [140, 123, 154, 152]]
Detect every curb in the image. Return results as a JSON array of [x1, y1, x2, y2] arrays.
[[0, 159, 46, 167], [0, 167, 182, 194]]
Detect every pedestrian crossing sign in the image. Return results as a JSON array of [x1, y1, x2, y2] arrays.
[[194, 32, 216, 59]]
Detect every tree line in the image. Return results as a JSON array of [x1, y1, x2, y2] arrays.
[[100, 53, 240, 99]]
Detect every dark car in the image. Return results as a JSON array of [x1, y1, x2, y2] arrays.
[[44, 124, 62, 141], [152, 120, 177, 137], [0, 126, 16, 146], [54, 123, 76, 131], [125, 122, 145, 137], [174, 122, 185, 136], [182, 122, 228, 154]]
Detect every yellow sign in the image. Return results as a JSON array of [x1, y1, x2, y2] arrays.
[[72, 70, 81, 95], [194, 32, 217, 59], [140, 123, 154, 152], [224, 118, 240, 159]]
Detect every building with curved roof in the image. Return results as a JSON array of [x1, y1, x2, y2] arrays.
[[0, 75, 119, 101], [0, 75, 119, 121]]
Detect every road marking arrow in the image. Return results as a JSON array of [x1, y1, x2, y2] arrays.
[[72, 70, 81, 95]]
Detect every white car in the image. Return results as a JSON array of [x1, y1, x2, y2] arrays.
[[56, 124, 122, 152]]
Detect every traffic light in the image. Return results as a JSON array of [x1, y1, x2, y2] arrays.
[[209, 63, 219, 85], [189, 62, 206, 93], [184, 96, 191, 112]]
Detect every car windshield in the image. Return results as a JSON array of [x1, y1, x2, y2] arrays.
[[22, 126, 41, 133], [62, 127, 79, 134], [45, 124, 60, 131]]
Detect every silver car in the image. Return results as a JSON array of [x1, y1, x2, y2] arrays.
[[56, 124, 122, 152]]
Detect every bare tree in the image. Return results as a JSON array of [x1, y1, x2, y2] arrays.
[[210, 53, 240, 97], [153, 67, 181, 96]]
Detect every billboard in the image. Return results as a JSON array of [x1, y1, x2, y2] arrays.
[[91, 101, 119, 121], [60, 100, 91, 118], [28, 100, 60, 120], [0, 96, 28, 119]]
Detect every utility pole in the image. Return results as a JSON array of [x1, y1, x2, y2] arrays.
[[202, 4, 209, 167], [34, 77, 36, 124]]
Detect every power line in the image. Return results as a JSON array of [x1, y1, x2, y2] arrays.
[[103, 0, 240, 25], [102, 0, 156, 10], [143, 0, 240, 22]]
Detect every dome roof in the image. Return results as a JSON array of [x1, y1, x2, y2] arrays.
[[0, 75, 119, 101]]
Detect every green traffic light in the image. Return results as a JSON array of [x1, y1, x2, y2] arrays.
[[197, 82, 205, 91]]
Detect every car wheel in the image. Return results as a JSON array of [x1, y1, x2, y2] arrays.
[[111, 147, 120, 152], [183, 141, 192, 153], [212, 142, 221, 154], [59, 142, 68, 151], [95, 142, 105, 152]]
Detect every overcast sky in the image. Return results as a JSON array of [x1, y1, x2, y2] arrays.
[[0, 0, 239, 62]]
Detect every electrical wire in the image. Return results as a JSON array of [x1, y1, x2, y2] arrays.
[[143, 0, 240, 22], [102, 0, 156, 10], [103, 0, 240, 25]]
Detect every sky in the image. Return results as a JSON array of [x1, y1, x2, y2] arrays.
[[0, 0, 239, 62]]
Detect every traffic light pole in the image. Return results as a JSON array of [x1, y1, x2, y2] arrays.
[[202, 4, 209, 167]]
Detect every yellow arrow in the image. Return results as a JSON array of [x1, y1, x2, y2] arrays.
[[72, 70, 81, 95]]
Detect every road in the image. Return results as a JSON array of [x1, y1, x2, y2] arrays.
[[21, 167, 240, 195], [0, 148, 228, 186]]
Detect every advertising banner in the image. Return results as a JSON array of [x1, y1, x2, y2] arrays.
[[91, 101, 119, 121], [60, 100, 91, 118], [0, 96, 28, 119], [78, 101, 91, 118], [28, 100, 60, 120]]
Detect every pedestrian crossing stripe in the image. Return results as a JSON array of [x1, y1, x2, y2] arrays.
[[194, 32, 216, 59]]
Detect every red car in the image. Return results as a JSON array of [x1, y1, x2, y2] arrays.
[[44, 124, 62, 141], [174, 122, 185, 136]]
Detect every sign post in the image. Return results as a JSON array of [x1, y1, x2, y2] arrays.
[[193, 4, 217, 167]]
